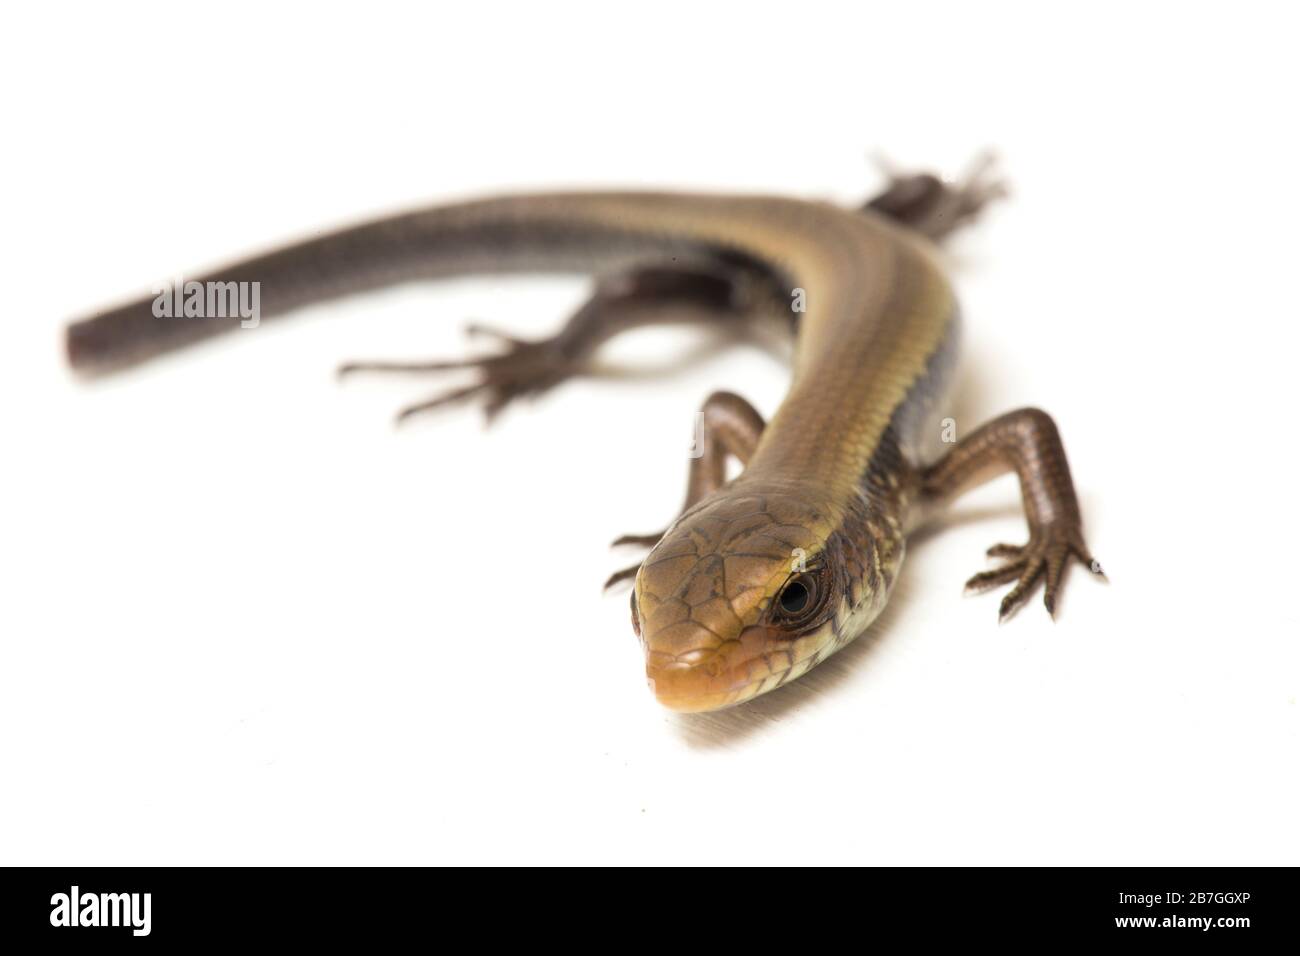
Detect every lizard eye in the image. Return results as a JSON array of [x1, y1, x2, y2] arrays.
[[779, 578, 812, 614], [773, 572, 824, 629]]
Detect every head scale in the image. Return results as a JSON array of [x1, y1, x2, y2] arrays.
[[631, 486, 895, 712]]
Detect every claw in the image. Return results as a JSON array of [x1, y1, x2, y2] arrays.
[[606, 529, 664, 591], [964, 561, 1025, 594], [340, 357, 477, 377], [997, 562, 1045, 624], [464, 321, 529, 347], [986, 542, 1023, 559], [603, 564, 641, 591], [968, 524, 1102, 622], [341, 323, 577, 423], [394, 382, 490, 424], [959, 150, 1007, 193], [611, 531, 665, 548], [1043, 548, 1068, 617]]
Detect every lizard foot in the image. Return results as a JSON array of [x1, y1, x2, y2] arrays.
[[963, 522, 1104, 622], [339, 323, 578, 424], [865, 151, 1009, 242], [603, 529, 669, 591], [602, 562, 642, 592]]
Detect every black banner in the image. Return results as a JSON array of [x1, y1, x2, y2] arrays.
[[1, 867, 1293, 945]]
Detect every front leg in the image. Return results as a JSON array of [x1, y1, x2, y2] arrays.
[[604, 391, 765, 589], [920, 408, 1103, 621]]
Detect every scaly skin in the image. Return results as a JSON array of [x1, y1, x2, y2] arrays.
[[66, 164, 1102, 714]]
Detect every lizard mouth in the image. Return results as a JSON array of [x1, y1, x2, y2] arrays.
[[641, 624, 817, 713], [645, 665, 757, 713]]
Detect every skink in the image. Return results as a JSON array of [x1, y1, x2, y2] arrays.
[[66, 157, 1102, 713]]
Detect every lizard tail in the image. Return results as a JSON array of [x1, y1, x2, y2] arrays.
[[64, 194, 702, 375]]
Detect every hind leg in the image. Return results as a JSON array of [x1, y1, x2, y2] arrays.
[[340, 265, 752, 423], [864, 152, 1008, 243]]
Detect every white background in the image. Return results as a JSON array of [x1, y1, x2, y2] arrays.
[[3, 3, 1297, 865]]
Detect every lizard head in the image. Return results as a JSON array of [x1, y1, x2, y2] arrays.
[[630, 486, 894, 712]]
